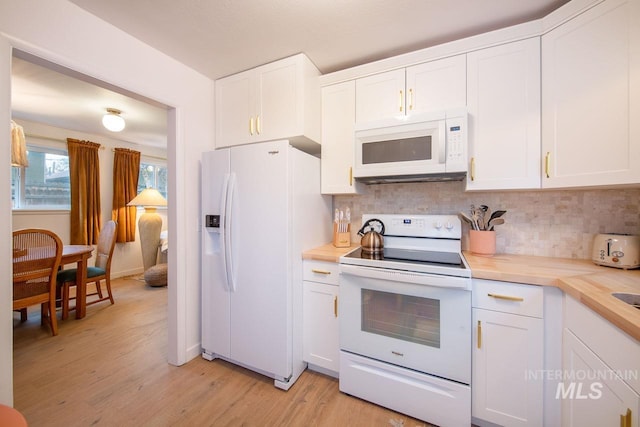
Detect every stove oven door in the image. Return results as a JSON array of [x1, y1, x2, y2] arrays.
[[339, 264, 471, 384]]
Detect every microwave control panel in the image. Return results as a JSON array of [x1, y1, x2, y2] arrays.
[[445, 115, 467, 172]]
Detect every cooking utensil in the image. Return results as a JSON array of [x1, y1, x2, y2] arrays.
[[470, 208, 482, 231], [458, 211, 475, 229], [488, 210, 506, 222], [488, 218, 504, 230]]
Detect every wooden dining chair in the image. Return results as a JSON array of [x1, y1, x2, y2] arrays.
[[57, 220, 117, 320], [13, 229, 63, 336]]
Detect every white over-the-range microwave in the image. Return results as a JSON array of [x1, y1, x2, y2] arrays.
[[353, 109, 468, 183]]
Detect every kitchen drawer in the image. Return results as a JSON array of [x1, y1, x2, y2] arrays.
[[303, 260, 339, 285], [473, 279, 544, 318]]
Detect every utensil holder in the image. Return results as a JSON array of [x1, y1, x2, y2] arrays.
[[333, 223, 351, 248], [469, 230, 496, 255]]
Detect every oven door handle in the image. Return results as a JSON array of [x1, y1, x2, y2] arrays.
[[339, 264, 471, 289]]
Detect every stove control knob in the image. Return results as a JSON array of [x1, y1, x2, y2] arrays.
[[445, 222, 454, 230], [434, 221, 443, 230]]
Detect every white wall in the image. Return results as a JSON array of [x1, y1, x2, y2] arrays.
[[0, 0, 215, 405], [11, 119, 168, 278]]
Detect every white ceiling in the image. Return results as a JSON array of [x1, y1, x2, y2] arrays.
[[11, 53, 169, 148], [12, 0, 571, 148]]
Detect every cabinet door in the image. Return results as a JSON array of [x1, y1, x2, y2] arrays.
[[473, 308, 544, 427], [321, 81, 363, 194], [466, 38, 541, 190], [562, 329, 639, 427], [542, 0, 640, 188], [406, 54, 466, 116], [303, 281, 339, 373], [355, 68, 405, 124], [215, 70, 255, 147], [258, 57, 299, 142]]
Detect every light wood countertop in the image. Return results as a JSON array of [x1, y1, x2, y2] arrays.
[[464, 251, 640, 342], [303, 244, 640, 342], [302, 243, 359, 263]]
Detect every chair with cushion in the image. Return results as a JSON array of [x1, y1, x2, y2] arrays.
[[13, 229, 63, 336], [57, 220, 117, 320]]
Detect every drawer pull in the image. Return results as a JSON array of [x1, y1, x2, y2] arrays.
[[488, 293, 524, 302], [477, 320, 482, 349], [311, 269, 331, 275], [620, 408, 631, 427], [620, 408, 632, 427]]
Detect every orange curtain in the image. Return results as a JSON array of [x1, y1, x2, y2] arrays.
[[67, 138, 102, 245], [112, 148, 140, 243]]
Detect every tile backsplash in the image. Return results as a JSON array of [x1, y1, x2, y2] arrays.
[[334, 181, 640, 259]]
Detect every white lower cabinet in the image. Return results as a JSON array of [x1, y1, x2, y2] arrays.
[[472, 279, 544, 427], [562, 296, 640, 427], [562, 329, 639, 427], [302, 260, 339, 376]]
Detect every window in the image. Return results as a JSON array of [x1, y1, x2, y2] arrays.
[[12, 145, 70, 209], [138, 161, 167, 199]]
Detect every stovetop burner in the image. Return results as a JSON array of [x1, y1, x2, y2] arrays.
[[339, 214, 471, 278], [344, 247, 466, 269]]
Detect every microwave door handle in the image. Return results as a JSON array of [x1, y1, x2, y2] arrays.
[[438, 121, 446, 163]]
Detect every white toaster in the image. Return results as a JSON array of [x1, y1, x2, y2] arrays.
[[592, 233, 640, 269]]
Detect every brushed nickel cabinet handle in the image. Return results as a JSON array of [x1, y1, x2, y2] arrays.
[[488, 293, 524, 302], [311, 269, 331, 275]]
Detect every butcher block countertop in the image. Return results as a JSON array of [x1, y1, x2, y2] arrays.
[[465, 252, 640, 342], [303, 245, 640, 342], [302, 243, 358, 263]]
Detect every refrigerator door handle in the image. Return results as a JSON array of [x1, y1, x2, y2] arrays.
[[218, 173, 230, 291], [224, 172, 237, 292]]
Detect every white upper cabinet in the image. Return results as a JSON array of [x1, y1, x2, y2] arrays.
[[355, 55, 466, 124], [466, 38, 541, 190], [406, 55, 467, 115], [321, 81, 364, 194], [355, 68, 405, 123], [541, 0, 640, 188], [215, 54, 321, 149]]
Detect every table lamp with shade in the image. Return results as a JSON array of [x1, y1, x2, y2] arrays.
[[127, 188, 167, 272]]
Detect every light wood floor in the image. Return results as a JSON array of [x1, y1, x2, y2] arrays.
[[13, 276, 431, 427]]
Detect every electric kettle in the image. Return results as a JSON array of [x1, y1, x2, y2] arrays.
[[358, 218, 385, 254]]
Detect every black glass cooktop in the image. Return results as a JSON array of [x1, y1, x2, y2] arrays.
[[343, 247, 466, 269]]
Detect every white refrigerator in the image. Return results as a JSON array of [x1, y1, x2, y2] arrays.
[[201, 140, 331, 390]]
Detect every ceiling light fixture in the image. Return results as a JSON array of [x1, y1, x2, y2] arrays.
[[102, 108, 125, 132]]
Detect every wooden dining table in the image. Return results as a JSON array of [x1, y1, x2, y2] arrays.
[[61, 245, 94, 319]]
